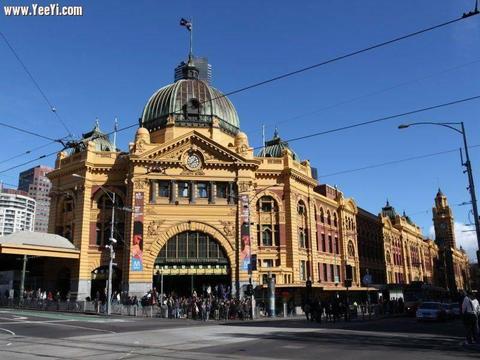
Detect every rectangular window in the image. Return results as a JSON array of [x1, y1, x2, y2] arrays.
[[328, 235, 333, 253], [274, 224, 280, 246], [261, 225, 273, 246], [197, 182, 209, 198], [318, 263, 322, 283], [167, 236, 177, 258], [187, 233, 196, 258], [178, 182, 189, 198], [198, 233, 207, 258], [323, 263, 328, 282], [334, 237, 339, 254], [177, 232, 187, 258], [158, 181, 170, 197], [208, 239, 218, 258], [329, 264, 335, 282], [336, 265, 341, 283], [261, 199, 273, 212], [262, 259, 274, 268], [299, 260, 307, 281], [216, 182, 228, 199], [298, 228, 306, 248]]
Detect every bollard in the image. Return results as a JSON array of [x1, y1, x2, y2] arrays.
[[283, 302, 287, 318]]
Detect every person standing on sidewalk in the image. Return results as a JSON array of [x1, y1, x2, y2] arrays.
[[461, 292, 479, 345]]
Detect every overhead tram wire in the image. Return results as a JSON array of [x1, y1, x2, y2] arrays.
[[0, 141, 59, 165], [268, 57, 480, 128], [0, 122, 140, 174], [193, 9, 480, 110], [0, 31, 73, 138], [4, 92, 480, 175], [0, 150, 59, 175], [319, 144, 480, 179], [0, 121, 59, 142], [252, 94, 480, 149]]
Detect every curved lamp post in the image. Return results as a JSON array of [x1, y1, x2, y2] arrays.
[[398, 121, 480, 266]]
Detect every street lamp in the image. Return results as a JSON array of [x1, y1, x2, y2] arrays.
[[72, 174, 131, 315], [398, 121, 480, 266]]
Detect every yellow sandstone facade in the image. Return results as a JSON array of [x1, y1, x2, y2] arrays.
[[47, 58, 469, 300]]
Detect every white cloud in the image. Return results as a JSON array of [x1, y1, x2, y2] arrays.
[[429, 223, 478, 262]]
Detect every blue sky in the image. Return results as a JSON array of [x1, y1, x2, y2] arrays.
[[1, 0, 479, 258]]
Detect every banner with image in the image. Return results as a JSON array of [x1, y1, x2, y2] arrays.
[[240, 194, 251, 272], [131, 192, 144, 271]]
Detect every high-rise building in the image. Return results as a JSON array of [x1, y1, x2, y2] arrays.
[[0, 188, 36, 236], [174, 56, 212, 84], [18, 165, 53, 233]]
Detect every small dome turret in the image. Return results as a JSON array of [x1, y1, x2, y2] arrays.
[[257, 129, 300, 160]]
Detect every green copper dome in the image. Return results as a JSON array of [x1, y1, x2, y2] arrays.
[[257, 130, 300, 160], [71, 121, 116, 153], [140, 59, 240, 134]]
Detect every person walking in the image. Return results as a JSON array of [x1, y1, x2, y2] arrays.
[[461, 292, 479, 345]]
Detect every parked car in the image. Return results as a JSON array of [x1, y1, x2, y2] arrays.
[[416, 302, 447, 321], [442, 303, 455, 320], [448, 303, 461, 318]]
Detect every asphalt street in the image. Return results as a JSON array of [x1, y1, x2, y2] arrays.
[[0, 308, 477, 359]]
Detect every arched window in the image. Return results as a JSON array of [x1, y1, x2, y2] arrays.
[[320, 208, 325, 223], [257, 196, 278, 213], [297, 200, 308, 249], [256, 196, 280, 247], [327, 210, 331, 225], [333, 213, 338, 227], [348, 241, 355, 257]]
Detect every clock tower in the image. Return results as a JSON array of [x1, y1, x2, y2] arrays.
[[432, 189, 456, 249]]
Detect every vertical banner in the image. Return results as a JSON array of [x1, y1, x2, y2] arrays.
[[131, 192, 144, 271], [240, 194, 251, 271]]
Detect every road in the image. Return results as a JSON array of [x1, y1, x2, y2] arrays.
[[0, 309, 477, 359]]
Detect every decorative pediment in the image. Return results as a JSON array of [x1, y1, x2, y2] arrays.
[[132, 131, 259, 169]]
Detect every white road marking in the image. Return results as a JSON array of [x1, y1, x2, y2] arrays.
[[0, 328, 15, 336]]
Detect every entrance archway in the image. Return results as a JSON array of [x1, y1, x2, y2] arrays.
[[153, 231, 231, 297]]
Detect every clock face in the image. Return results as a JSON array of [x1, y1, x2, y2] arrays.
[[186, 154, 201, 170]]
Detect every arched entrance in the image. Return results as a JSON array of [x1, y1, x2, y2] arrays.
[[153, 231, 230, 297]]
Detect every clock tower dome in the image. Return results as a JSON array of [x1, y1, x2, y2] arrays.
[[432, 189, 456, 249]]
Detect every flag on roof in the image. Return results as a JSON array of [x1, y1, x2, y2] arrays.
[[180, 18, 192, 31]]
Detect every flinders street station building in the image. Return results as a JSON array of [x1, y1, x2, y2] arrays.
[[44, 56, 470, 301]]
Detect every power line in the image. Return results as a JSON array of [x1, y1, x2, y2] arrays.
[[0, 150, 58, 175], [0, 31, 73, 137], [254, 94, 480, 149], [204, 11, 479, 108], [0, 121, 59, 142], [268, 57, 480, 128], [0, 141, 59, 165], [320, 144, 480, 178]]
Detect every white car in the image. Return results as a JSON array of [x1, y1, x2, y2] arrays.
[[416, 302, 447, 321]]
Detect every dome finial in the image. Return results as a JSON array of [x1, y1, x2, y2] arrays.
[[386, 198, 389, 206], [273, 127, 279, 139]]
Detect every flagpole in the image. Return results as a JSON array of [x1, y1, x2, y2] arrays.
[[113, 117, 118, 151], [189, 17, 193, 59]]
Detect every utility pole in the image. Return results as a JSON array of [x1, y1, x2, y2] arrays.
[[106, 191, 116, 315], [19, 254, 28, 302]]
